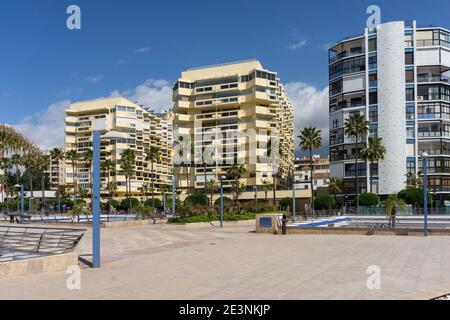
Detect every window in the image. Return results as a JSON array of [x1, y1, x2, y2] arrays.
[[368, 38, 377, 52], [369, 73, 378, 87], [405, 70, 415, 83], [368, 55, 377, 70], [406, 88, 415, 101], [406, 104, 415, 120], [369, 108, 378, 123], [405, 52, 414, 65], [369, 91, 378, 105]]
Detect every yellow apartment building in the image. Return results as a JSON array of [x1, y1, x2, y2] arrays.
[[65, 97, 173, 199], [172, 60, 294, 194]]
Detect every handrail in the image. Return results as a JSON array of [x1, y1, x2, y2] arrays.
[[0, 225, 85, 262]]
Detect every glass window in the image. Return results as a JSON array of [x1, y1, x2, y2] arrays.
[[405, 70, 415, 83], [405, 52, 414, 65], [368, 38, 377, 52]]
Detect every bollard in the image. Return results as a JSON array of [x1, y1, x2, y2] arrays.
[[282, 214, 287, 235]]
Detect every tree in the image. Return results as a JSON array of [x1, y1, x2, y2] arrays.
[[121, 149, 136, 213], [36, 153, 50, 213], [359, 193, 380, 207], [360, 137, 386, 194], [140, 183, 151, 201], [83, 149, 93, 194], [385, 194, 406, 227], [328, 177, 343, 204], [261, 180, 274, 203], [66, 149, 79, 209], [314, 194, 335, 210], [50, 148, 65, 213], [0, 124, 36, 154], [185, 193, 209, 206], [205, 180, 217, 206], [299, 127, 323, 212], [226, 164, 246, 213], [398, 187, 432, 207], [145, 146, 161, 210], [101, 159, 115, 213], [0, 158, 11, 212], [345, 113, 369, 212]]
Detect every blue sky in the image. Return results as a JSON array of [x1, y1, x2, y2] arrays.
[[1, 0, 450, 150]]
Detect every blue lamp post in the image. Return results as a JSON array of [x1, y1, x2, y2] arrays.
[[422, 152, 429, 237], [92, 129, 102, 268], [220, 176, 226, 228]]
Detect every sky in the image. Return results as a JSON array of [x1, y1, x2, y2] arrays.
[[1, 0, 450, 153]]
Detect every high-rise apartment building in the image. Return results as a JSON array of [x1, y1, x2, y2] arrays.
[[65, 97, 173, 198], [173, 60, 294, 193], [329, 20, 450, 201]]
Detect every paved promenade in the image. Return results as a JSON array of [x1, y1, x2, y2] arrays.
[[1, 222, 450, 300]]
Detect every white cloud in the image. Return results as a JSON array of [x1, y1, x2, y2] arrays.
[[13, 100, 70, 151], [134, 47, 150, 54], [112, 79, 173, 113], [85, 74, 104, 83], [284, 82, 329, 153], [288, 39, 308, 50]]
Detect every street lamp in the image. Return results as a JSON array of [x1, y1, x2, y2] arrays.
[[89, 122, 124, 268], [422, 152, 429, 237], [14, 184, 24, 224], [220, 176, 226, 228], [172, 175, 176, 217]]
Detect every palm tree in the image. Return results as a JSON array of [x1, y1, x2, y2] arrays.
[[50, 148, 65, 213], [386, 194, 406, 228], [205, 179, 218, 216], [83, 149, 93, 195], [345, 114, 369, 212], [0, 158, 11, 213], [299, 127, 323, 212], [0, 124, 36, 154], [261, 179, 274, 203], [101, 158, 114, 213], [23, 153, 39, 212], [360, 137, 386, 194], [140, 183, 151, 202], [9, 154, 23, 211], [66, 149, 79, 208], [226, 164, 246, 213], [145, 146, 161, 210], [36, 154, 50, 214], [121, 149, 136, 213], [328, 177, 343, 205]]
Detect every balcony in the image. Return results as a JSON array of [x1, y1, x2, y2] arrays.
[[417, 39, 450, 49], [417, 75, 450, 83]]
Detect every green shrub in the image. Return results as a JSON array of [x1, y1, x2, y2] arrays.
[[166, 197, 181, 210], [168, 213, 257, 224], [120, 198, 140, 210], [398, 188, 432, 207], [359, 193, 380, 207], [185, 193, 209, 206], [214, 197, 232, 206], [314, 194, 335, 210], [110, 199, 121, 209], [144, 198, 162, 209]]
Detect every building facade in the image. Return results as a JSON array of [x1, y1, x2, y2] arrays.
[[172, 60, 294, 193], [294, 156, 330, 192], [329, 20, 450, 200], [65, 97, 173, 199]]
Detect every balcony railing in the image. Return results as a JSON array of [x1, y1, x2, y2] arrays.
[[417, 75, 450, 83], [417, 39, 450, 48]]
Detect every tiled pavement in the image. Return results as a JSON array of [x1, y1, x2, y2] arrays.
[[1, 222, 450, 300]]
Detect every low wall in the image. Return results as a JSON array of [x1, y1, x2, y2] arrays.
[[285, 227, 450, 237], [0, 253, 78, 279]]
